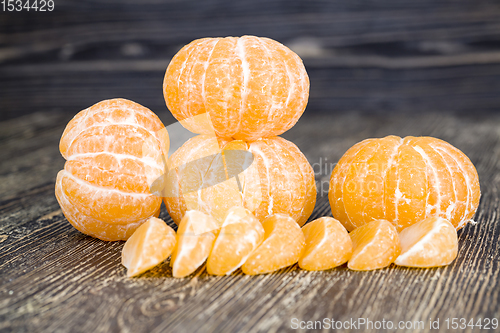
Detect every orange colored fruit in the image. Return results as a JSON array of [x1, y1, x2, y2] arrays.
[[242, 214, 305, 275], [299, 217, 352, 271], [207, 207, 264, 275], [163, 35, 309, 141], [395, 216, 458, 267], [348, 219, 401, 271], [170, 210, 219, 278], [121, 217, 176, 277], [55, 98, 168, 241], [329, 135, 480, 232], [164, 135, 316, 226]]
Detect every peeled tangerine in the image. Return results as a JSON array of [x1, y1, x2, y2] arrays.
[[329, 135, 480, 232], [121, 217, 176, 277], [164, 135, 316, 227], [299, 217, 352, 271], [171, 210, 219, 278], [164, 35, 309, 141], [395, 216, 458, 268], [55, 99, 168, 241], [207, 207, 264, 275], [242, 214, 305, 275], [348, 219, 401, 271]]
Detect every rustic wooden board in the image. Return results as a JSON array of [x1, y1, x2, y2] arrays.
[[0, 110, 499, 333], [3, 0, 500, 120]]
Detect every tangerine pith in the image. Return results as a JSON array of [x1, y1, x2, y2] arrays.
[[329, 135, 480, 232], [56, 98, 168, 241], [163, 35, 309, 141]]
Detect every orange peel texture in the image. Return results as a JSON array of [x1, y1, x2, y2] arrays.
[[56, 98, 168, 241], [329, 135, 480, 232], [163, 35, 309, 141]]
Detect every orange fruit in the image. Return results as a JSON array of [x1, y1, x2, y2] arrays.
[[164, 135, 316, 227], [242, 214, 305, 275], [348, 219, 401, 271], [55, 98, 168, 241], [170, 210, 219, 278], [163, 35, 309, 141], [395, 216, 458, 267], [207, 207, 265, 275], [329, 135, 480, 232], [121, 217, 176, 277], [299, 217, 352, 271]]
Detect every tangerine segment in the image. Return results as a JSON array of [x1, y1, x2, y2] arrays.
[[163, 135, 316, 227], [299, 217, 352, 271], [348, 219, 401, 271], [163, 36, 309, 141], [171, 211, 219, 278], [56, 98, 168, 241], [395, 217, 458, 267], [242, 214, 305, 275], [207, 207, 264, 275], [121, 217, 176, 277], [329, 135, 480, 232]]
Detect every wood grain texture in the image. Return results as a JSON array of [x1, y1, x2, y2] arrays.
[[3, 0, 500, 120], [0, 110, 499, 333]]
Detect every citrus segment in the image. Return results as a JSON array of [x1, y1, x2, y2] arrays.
[[348, 219, 401, 271], [207, 207, 264, 275], [242, 214, 305, 275], [163, 36, 309, 141], [395, 216, 458, 267], [299, 217, 352, 271], [121, 217, 176, 277], [171, 211, 219, 278]]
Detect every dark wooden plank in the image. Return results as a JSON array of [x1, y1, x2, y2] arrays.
[[3, 0, 500, 120], [0, 110, 499, 333]]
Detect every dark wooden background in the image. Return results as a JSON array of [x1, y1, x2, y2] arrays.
[[1, 1, 500, 332]]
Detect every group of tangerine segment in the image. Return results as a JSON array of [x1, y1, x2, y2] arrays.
[[121, 217, 176, 277], [395, 216, 458, 268], [170, 210, 219, 278], [163, 135, 316, 227], [242, 214, 305, 275], [299, 217, 352, 271], [329, 135, 480, 232], [348, 219, 401, 271], [56, 98, 169, 241], [163, 36, 309, 141], [207, 207, 265, 275]]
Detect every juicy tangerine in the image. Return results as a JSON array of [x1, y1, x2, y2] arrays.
[[121, 217, 176, 277], [348, 219, 401, 271], [164, 135, 316, 227], [207, 207, 264, 275], [395, 216, 458, 268], [170, 210, 219, 278], [299, 217, 352, 271], [163, 35, 309, 141], [329, 135, 480, 232], [242, 214, 305, 275], [55, 98, 168, 241]]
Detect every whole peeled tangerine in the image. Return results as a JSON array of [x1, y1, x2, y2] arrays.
[[55, 99, 169, 241], [163, 35, 309, 141], [329, 135, 480, 232], [164, 135, 316, 227]]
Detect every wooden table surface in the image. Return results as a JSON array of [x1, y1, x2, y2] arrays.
[[1, 110, 499, 333], [2, 1, 500, 332]]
